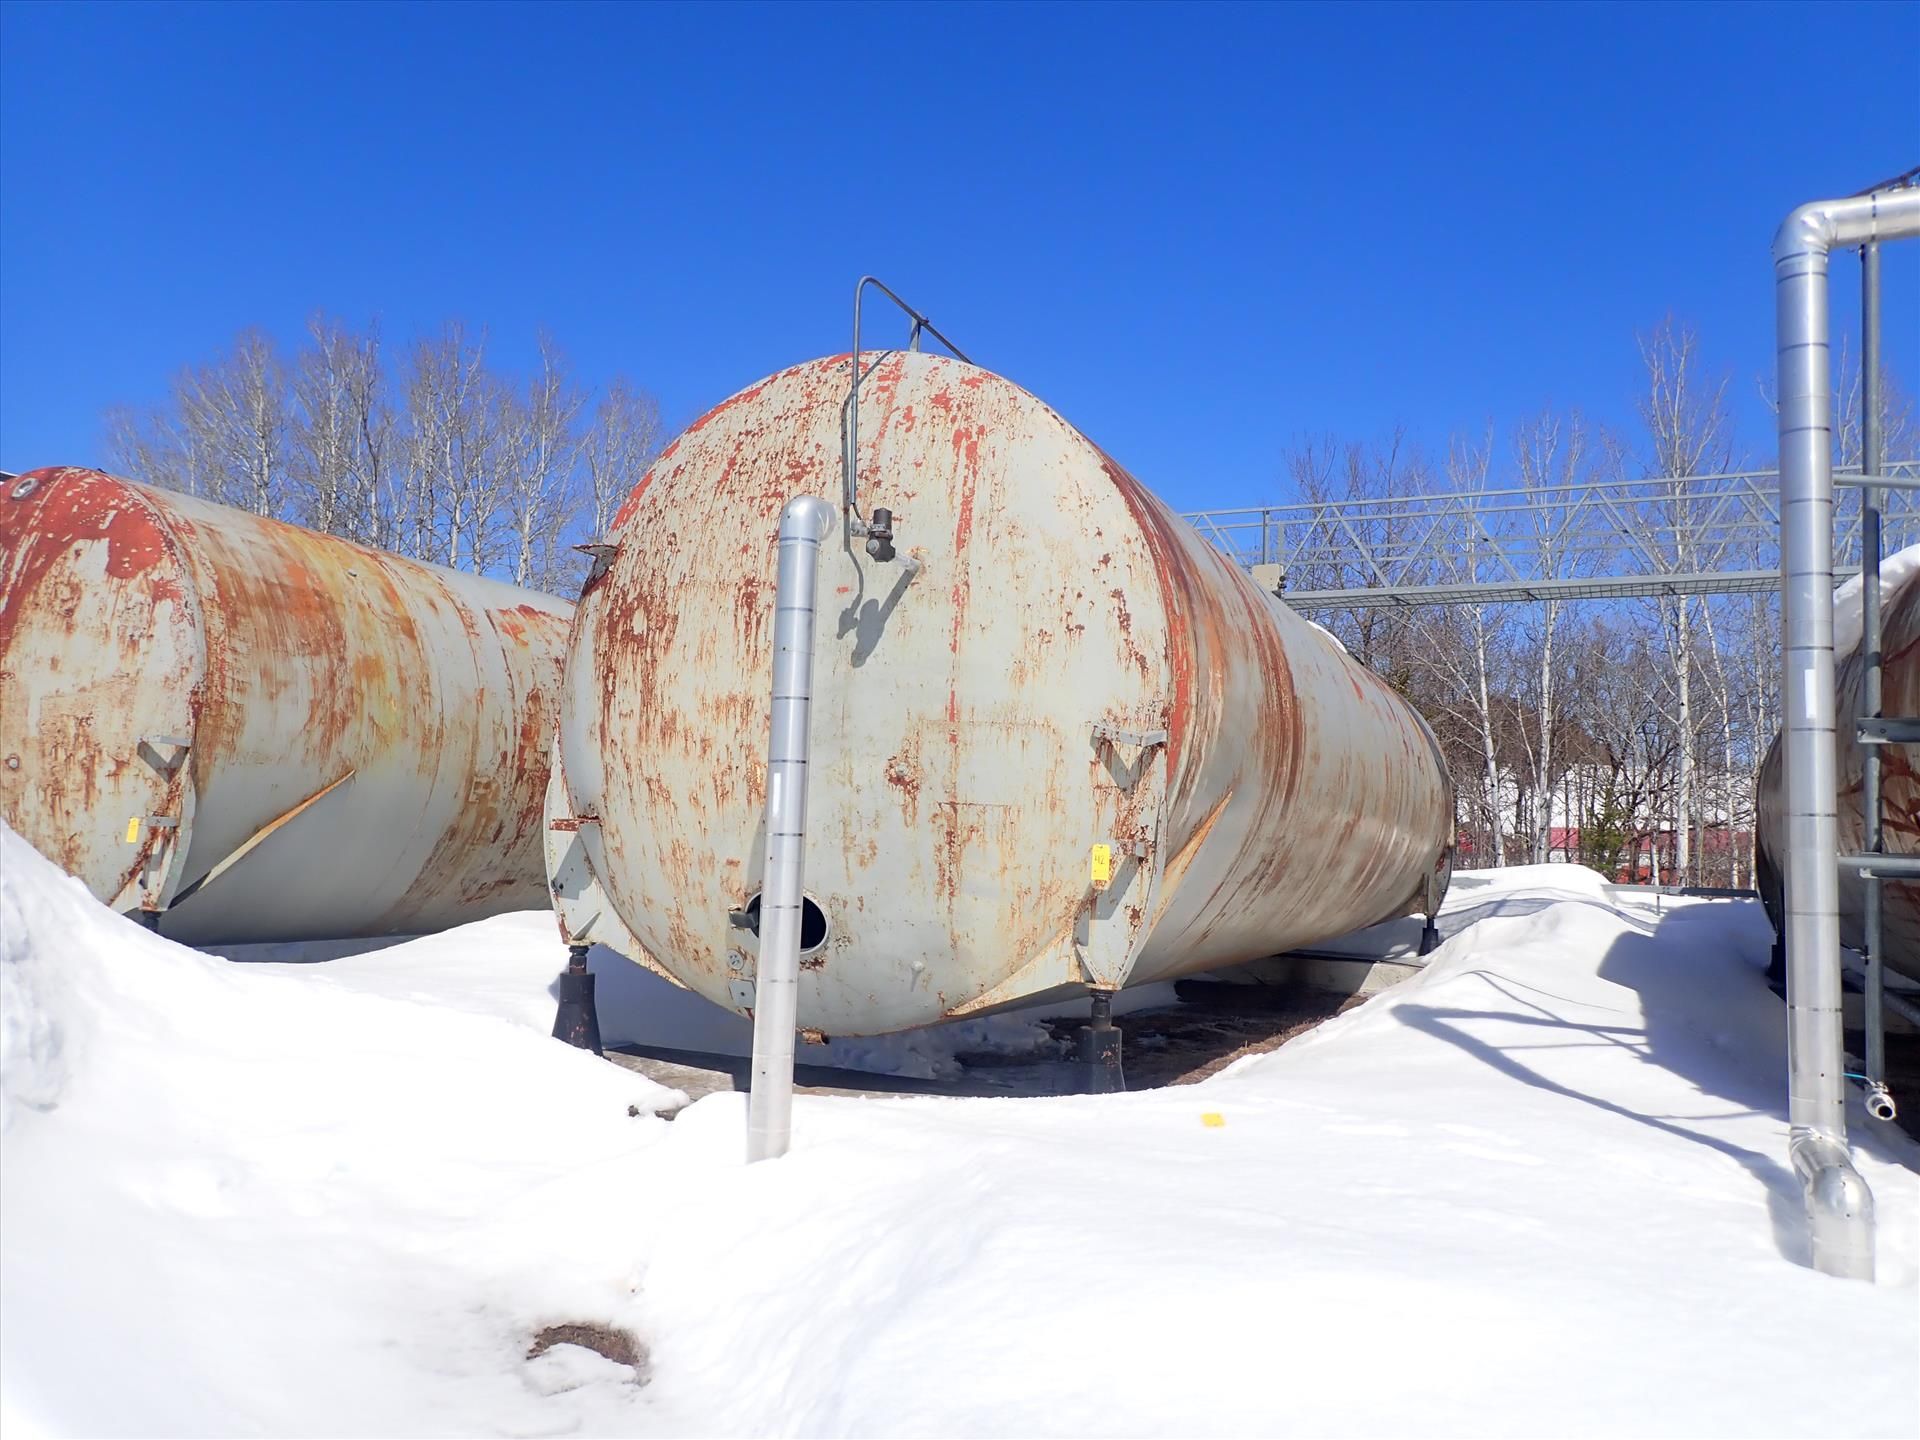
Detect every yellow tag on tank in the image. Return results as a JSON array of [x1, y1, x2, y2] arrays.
[[1090, 843, 1114, 889], [126, 817, 140, 843]]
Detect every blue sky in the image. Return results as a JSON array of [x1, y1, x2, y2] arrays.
[[1, 1, 1915, 512]]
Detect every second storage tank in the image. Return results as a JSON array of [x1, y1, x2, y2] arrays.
[[1, 466, 573, 944], [1756, 554, 1920, 981]]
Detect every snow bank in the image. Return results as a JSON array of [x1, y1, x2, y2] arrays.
[[4, 830, 1917, 1436], [0, 825, 679, 1436], [214, 920, 1065, 1082], [630, 871, 1920, 1438]]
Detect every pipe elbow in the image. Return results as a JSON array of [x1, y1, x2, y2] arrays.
[[1803, 1150, 1874, 1221], [779, 495, 836, 543], [1789, 1129, 1863, 1193], [1789, 1128, 1876, 1279], [1775, 190, 1920, 264], [1774, 202, 1838, 265]]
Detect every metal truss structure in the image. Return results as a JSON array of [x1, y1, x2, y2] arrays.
[[1181, 461, 1920, 608]]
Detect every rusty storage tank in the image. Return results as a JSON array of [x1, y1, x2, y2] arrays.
[[0, 466, 573, 944], [550, 353, 1455, 1036], [1757, 561, 1920, 982]]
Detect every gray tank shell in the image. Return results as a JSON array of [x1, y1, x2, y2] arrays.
[[554, 354, 1455, 1035]]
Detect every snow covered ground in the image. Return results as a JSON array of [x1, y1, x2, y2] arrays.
[[2, 822, 1916, 1437], [206, 915, 1082, 1084]]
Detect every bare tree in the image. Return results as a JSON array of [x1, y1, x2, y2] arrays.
[[1419, 433, 1511, 865], [1511, 410, 1589, 862], [101, 319, 660, 597], [1287, 430, 1428, 678], [403, 323, 504, 570], [105, 402, 204, 497], [499, 335, 587, 589], [580, 376, 665, 542], [1636, 317, 1737, 884], [181, 330, 290, 516], [289, 315, 393, 546], [1835, 334, 1919, 467], [108, 330, 289, 517]]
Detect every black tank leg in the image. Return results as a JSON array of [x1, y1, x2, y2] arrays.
[[1077, 991, 1124, 1094], [1418, 870, 1442, 956], [132, 908, 162, 934], [552, 943, 604, 1055]]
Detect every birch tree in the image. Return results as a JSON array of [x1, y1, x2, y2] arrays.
[[499, 335, 587, 589], [1511, 411, 1588, 862], [403, 323, 502, 570], [1636, 318, 1737, 884], [580, 377, 665, 542], [109, 331, 289, 517], [103, 319, 661, 596], [290, 316, 392, 546], [1430, 434, 1510, 864]]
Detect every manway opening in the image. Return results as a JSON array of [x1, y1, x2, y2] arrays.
[[739, 891, 830, 954]]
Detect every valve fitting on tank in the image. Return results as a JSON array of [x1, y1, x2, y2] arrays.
[[1865, 1084, 1898, 1123], [863, 507, 896, 563]]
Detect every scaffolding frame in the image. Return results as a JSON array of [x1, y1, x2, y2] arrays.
[[1181, 462, 1920, 607]]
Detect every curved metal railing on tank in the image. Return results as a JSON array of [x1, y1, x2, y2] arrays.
[[843, 276, 973, 557]]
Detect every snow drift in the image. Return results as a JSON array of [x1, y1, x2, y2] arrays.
[[2, 826, 1916, 1437]]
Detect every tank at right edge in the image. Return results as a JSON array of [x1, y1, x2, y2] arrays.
[[1756, 558, 1920, 981]]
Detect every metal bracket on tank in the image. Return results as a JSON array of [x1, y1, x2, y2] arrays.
[[573, 542, 619, 595], [1856, 717, 1920, 745], [1089, 722, 1169, 751], [139, 735, 192, 773]]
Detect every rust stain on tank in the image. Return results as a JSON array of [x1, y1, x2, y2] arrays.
[[883, 746, 923, 821]]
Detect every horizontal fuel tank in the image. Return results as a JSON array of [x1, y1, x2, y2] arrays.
[[1, 466, 572, 943], [1757, 559, 1920, 981], [553, 354, 1455, 1035]]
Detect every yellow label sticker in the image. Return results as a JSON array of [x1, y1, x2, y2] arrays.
[[126, 816, 141, 844], [1201, 1112, 1226, 1128], [1090, 843, 1113, 889]]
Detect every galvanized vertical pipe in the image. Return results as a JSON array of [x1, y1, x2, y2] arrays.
[[1859, 240, 1891, 1119], [1773, 188, 1920, 1279], [746, 495, 836, 1163]]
